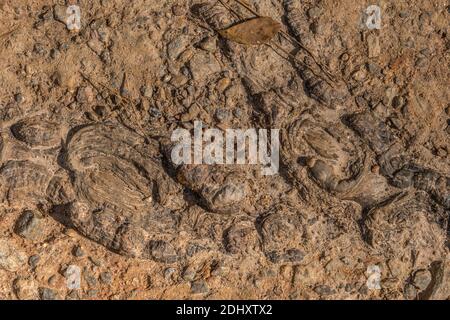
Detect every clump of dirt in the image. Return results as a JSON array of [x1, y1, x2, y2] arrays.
[[0, 0, 449, 300]]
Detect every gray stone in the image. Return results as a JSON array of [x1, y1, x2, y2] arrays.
[[198, 37, 217, 52], [404, 283, 417, 299], [72, 245, 84, 257], [149, 108, 162, 118], [15, 211, 44, 242], [141, 85, 153, 98], [39, 287, 58, 300], [314, 284, 334, 296], [189, 51, 221, 82]]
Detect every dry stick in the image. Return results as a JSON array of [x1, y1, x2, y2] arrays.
[[231, 0, 336, 82], [218, 0, 241, 19]]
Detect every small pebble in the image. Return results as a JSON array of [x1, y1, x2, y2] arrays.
[[66, 290, 81, 300], [404, 283, 417, 299], [164, 267, 177, 281], [14, 210, 44, 241], [420, 48, 431, 57], [182, 266, 196, 282], [415, 57, 427, 67], [392, 96, 404, 108], [233, 107, 243, 118], [33, 43, 46, 55], [358, 285, 368, 295], [444, 106, 450, 116]]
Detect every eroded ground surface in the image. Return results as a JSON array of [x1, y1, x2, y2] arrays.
[[0, 0, 449, 300]]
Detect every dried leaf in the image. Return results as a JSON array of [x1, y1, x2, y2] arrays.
[[218, 17, 281, 45]]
